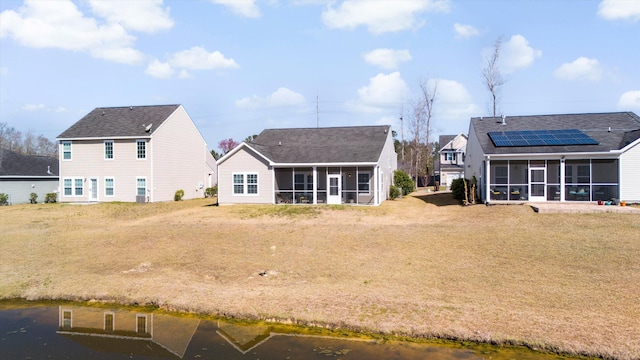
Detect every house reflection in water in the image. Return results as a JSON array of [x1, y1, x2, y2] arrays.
[[57, 306, 200, 359], [216, 321, 272, 354]]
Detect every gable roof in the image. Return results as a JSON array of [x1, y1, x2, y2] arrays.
[[471, 112, 640, 155], [243, 125, 392, 164], [0, 148, 58, 177], [58, 104, 181, 139], [439, 133, 467, 151]]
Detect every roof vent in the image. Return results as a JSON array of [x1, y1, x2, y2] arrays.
[[608, 126, 611, 132], [102, 110, 105, 116], [501, 115, 506, 125], [278, 141, 282, 146], [129, 106, 133, 110]]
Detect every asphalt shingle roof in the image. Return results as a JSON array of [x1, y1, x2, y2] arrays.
[[58, 105, 180, 139], [247, 125, 392, 164], [471, 112, 640, 155], [0, 148, 58, 177]]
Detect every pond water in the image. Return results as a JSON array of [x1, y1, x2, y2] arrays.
[[0, 302, 575, 360]]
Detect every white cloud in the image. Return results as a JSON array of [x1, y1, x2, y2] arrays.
[[321, 0, 450, 34], [169, 46, 239, 70], [88, 0, 174, 33], [617, 90, 640, 111], [236, 88, 306, 109], [453, 23, 480, 39], [363, 49, 412, 70], [23, 103, 45, 111], [145, 59, 175, 78], [347, 72, 410, 113], [0, 67, 8, 76], [428, 79, 480, 124], [178, 70, 192, 79], [500, 34, 542, 74], [598, 0, 640, 22], [0, 0, 144, 64], [554, 57, 603, 81], [211, 0, 261, 18]]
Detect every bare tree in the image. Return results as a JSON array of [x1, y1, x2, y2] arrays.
[[482, 36, 505, 117], [406, 78, 438, 187], [419, 79, 437, 187]]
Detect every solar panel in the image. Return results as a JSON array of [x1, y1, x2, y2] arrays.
[[488, 129, 598, 147]]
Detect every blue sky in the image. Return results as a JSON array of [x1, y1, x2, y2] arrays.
[[1, 0, 639, 152]]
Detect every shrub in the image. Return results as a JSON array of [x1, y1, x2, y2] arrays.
[[205, 186, 217, 198], [45, 193, 57, 203], [389, 185, 401, 200], [174, 189, 185, 201], [393, 170, 415, 196], [451, 178, 467, 200], [0, 193, 8, 206], [29, 192, 38, 204]]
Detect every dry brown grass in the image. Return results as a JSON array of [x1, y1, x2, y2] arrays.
[[1, 193, 639, 359]]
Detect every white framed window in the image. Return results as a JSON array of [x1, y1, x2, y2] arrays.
[[62, 141, 72, 160], [104, 140, 113, 160], [62, 310, 72, 328], [358, 172, 371, 193], [105, 177, 115, 197], [136, 140, 146, 159], [136, 315, 147, 334], [136, 177, 146, 196], [233, 173, 258, 195], [104, 312, 115, 332], [444, 152, 456, 162], [63, 178, 84, 196]]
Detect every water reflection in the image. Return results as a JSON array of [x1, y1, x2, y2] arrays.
[[0, 302, 573, 360]]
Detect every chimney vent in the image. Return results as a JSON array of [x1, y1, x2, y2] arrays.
[[501, 115, 506, 125]]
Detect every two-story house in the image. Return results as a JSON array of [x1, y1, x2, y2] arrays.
[[438, 134, 467, 189], [57, 104, 216, 203]]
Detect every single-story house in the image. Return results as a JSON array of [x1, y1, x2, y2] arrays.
[[57, 104, 216, 203], [216, 125, 397, 205], [465, 112, 640, 203], [0, 148, 59, 204], [438, 133, 467, 189]]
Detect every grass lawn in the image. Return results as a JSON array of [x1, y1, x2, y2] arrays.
[[1, 192, 638, 359]]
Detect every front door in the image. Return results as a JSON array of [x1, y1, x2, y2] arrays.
[[529, 167, 546, 202], [327, 174, 341, 204], [90, 178, 98, 201]]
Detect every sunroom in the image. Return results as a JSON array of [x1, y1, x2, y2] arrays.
[[273, 166, 377, 205]]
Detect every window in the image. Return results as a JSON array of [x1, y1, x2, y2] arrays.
[[233, 173, 258, 195], [104, 313, 114, 332], [63, 178, 84, 196], [62, 310, 72, 328], [136, 140, 146, 159], [247, 174, 258, 194], [444, 152, 456, 162], [64, 179, 72, 196], [136, 178, 146, 196], [104, 141, 113, 159], [62, 142, 72, 160], [358, 172, 370, 192], [105, 178, 114, 196], [136, 315, 147, 334]]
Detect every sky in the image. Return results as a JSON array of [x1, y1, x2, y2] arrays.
[[1, 0, 639, 152]]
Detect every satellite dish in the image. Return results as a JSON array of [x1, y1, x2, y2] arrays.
[[145, 123, 152, 132]]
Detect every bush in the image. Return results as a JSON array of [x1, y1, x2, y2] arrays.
[[393, 170, 415, 196], [0, 193, 8, 206], [29, 192, 38, 204], [174, 189, 185, 201], [205, 186, 217, 198], [451, 178, 467, 200], [389, 185, 401, 200], [45, 193, 57, 203]]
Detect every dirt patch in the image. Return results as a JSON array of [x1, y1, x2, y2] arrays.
[[1, 194, 639, 359]]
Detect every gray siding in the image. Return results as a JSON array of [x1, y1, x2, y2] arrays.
[[218, 146, 273, 204], [0, 179, 59, 204]]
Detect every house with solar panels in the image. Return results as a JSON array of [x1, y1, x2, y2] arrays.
[[465, 112, 640, 204]]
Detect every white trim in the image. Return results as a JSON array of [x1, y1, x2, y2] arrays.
[[63, 177, 84, 197], [136, 177, 147, 198], [61, 141, 72, 161], [136, 139, 147, 160], [57, 135, 151, 141], [104, 177, 115, 197], [232, 172, 259, 196], [104, 140, 114, 160]]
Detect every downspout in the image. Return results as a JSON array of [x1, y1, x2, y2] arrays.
[[313, 166, 317, 205], [560, 157, 566, 202], [374, 166, 379, 205], [485, 156, 491, 204]]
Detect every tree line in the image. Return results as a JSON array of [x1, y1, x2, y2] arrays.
[[0, 122, 58, 157]]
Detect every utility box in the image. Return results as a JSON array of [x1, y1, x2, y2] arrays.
[[136, 195, 146, 203]]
